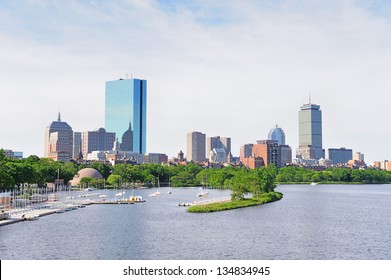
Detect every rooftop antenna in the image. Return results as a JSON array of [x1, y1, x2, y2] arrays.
[[309, 92, 311, 104]]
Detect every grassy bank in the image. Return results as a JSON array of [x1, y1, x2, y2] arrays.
[[187, 192, 283, 213]]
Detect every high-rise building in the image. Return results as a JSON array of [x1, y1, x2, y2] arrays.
[[328, 148, 353, 165], [73, 132, 82, 159], [81, 128, 116, 159], [297, 101, 324, 160], [280, 145, 292, 166], [207, 136, 231, 162], [44, 113, 73, 162], [187, 131, 206, 162], [268, 125, 286, 145], [105, 78, 147, 154]]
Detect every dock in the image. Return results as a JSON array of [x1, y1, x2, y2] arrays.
[[0, 202, 91, 227], [92, 200, 145, 205]]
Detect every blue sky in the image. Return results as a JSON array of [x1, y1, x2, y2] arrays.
[[1, 0, 391, 164]]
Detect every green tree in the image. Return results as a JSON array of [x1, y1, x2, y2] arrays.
[[89, 162, 112, 179], [107, 174, 122, 186]]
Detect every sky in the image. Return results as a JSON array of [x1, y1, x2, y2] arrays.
[[1, 0, 391, 164]]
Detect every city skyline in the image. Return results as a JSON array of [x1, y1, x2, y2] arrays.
[[2, 1, 391, 164]]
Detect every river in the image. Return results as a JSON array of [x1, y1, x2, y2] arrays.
[[1, 184, 391, 260]]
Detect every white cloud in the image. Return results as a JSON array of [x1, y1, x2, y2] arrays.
[[1, 0, 391, 163]]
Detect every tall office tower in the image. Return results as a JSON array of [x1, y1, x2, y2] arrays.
[[105, 78, 147, 154], [44, 113, 73, 162], [297, 101, 325, 160], [207, 136, 231, 162], [187, 131, 206, 162], [81, 128, 116, 158], [73, 132, 82, 159], [268, 125, 286, 145]]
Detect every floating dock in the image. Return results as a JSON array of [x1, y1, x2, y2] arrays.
[[92, 200, 145, 205]]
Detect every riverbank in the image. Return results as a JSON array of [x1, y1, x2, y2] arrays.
[[187, 192, 283, 213]]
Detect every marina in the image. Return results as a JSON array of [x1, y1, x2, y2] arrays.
[[0, 188, 146, 227]]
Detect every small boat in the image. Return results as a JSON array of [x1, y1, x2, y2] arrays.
[[148, 191, 161, 197], [148, 177, 162, 197], [167, 191, 171, 194], [22, 214, 39, 220], [310, 182, 318, 186], [129, 196, 143, 202], [196, 191, 209, 197]]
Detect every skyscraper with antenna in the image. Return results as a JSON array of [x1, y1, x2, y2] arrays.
[[296, 98, 325, 160]]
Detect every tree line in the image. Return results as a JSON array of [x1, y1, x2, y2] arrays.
[[2, 149, 391, 194]]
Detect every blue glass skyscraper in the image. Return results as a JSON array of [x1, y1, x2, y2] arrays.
[[105, 78, 147, 154]]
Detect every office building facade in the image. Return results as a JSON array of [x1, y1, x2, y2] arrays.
[[73, 132, 82, 159], [241, 140, 283, 168], [105, 78, 147, 154], [297, 102, 325, 160], [280, 145, 293, 166], [2, 149, 23, 159], [187, 131, 206, 162], [353, 152, 365, 162], [207, 136, 231, 163], [328, 148, 353, 165], [240, 144, 254, 162], [81, 128, 116, 159]]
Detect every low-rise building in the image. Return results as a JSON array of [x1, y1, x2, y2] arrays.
[[328, 147, 353, 165]]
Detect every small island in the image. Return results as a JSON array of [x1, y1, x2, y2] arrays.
[[187, 191, 283, 213], [188, 166, 282, 213]]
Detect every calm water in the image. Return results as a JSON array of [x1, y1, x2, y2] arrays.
[[1, 184, 391, 260]]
